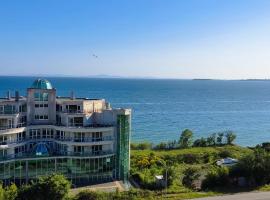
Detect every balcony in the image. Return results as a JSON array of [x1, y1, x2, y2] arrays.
[[57, 123, 113, 129], [57, 136, 113, 142], [0, 136, 113, 146], [0, 150, 114, 162], [0, 123, 26, 131]]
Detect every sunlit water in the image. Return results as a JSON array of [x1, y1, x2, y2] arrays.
[[1, 76, 270, 146]]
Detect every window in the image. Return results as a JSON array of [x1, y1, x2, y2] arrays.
[[92, 145, 102, 154], [35, 103, 48, 108], [92, 132, 102, 142], [34, 92, 49, 101], [34, 115, 49, 120], [74, 146, 84, 154]]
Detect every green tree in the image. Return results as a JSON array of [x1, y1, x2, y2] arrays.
[[225, 131, 236, 145], [216, 133, 224, 146], [193, 137, 207, 147], [206, 133, 216, 146], [179, 129, 193, 148], [232, 149, 270, 185], [4, 183, 17, 200], [20, 174, 71, 200]]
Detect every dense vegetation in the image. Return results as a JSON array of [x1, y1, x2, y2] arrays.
[[3, 129, 270, 200]]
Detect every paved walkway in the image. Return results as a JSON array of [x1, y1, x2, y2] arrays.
[[193, 191, 270, 200], [71, 181, 126, 195]]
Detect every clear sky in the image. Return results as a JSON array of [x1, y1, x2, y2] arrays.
[[1, 0, 270, 79]]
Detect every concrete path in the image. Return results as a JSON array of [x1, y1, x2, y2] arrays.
[[193, 191, 270, 200], [71, 181, 126, 195]]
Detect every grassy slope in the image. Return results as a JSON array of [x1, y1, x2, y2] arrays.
[[130, 145, 254, 199], [131, 145, 252, 158]]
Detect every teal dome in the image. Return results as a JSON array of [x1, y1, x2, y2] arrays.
[[31, 79, 53, 89], [33, 143, 49, 156]]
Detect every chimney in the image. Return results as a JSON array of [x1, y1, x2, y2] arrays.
[[15, 91, 19, 101], [70, 91, 75, 100], [7, 91, 11, 100]]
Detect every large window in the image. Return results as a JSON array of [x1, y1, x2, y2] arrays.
[[92, 132, 102, 142], [92, 145, 102, 155], [68, 117, 83, 127], [0, 105, 16, 114], [34, 92, 49, 101]]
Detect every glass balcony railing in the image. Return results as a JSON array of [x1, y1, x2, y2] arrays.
[[57, 136, 113, 142], [56, 123, 113, 128], [0, 151, 114, 161], [0, 136, 113, 145]]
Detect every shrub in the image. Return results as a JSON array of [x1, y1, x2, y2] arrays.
[[4, 184, 17, 200], [202, 166, 230, 190], [182, 154, 200, 164], [193, 138, 207, 147], [219, 149, 233, 158], [182, 167, 201, 189], [18, 174, 71, 200], [75, 190, 99, 200]]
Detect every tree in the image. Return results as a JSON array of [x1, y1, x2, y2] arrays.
[[193, 137, 207, 147], [179, 129, 193, 148], [182, 167, 201, 189], [225, 131, 236, 145], [232, 149, 270, 185], [206, 133, 216, 146], [21, 174, 71, 200], [216, 133, 224, 146]]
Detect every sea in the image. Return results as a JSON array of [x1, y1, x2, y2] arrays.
[[1, 76, 270, 146]]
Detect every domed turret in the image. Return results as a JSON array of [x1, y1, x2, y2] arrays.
[[31, 79, 53, 89]]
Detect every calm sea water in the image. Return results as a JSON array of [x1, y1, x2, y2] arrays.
[[1, 76, 270, 146]]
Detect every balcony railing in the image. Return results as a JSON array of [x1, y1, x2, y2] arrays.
[[56, 123, 113, 128], [0, 136, 113, 145], [57, 136, 113, 142], [0, 151, 114, 161], [0, 123, 26, 130]]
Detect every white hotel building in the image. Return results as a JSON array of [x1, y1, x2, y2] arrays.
[[0, 79, 131, 186]]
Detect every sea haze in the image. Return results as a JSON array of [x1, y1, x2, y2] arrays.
[[1, 76, 270, 146]]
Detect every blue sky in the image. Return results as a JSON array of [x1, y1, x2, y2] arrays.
[[1, 0, 270, 79]]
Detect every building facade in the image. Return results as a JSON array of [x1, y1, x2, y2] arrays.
[[0, 79, 131, 186]]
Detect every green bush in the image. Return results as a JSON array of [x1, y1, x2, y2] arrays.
[[202, 167, 230, 190], [17, 174, 71, 200], [182, 167, 201, 189]]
